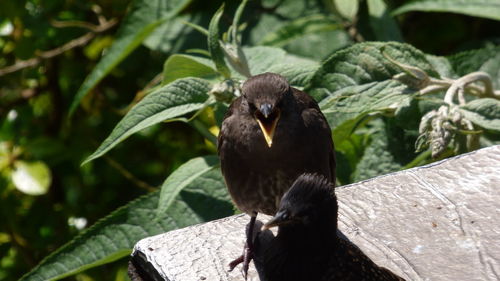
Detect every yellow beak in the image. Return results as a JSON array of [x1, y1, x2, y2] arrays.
[[255, 110, 281, 148]]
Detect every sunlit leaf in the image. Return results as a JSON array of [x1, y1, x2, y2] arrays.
[[241, 46, 319, 87], [156, 155, 219, 218], [460, 98, 500, 131], [308, 42, 437, 130], [449, 45, 500, 89], [82, 78, 211, 165], [333, 0, 359, 20], [162, 54, 218, 85]]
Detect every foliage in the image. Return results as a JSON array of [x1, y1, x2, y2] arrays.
[[1, 0, 499, 280]]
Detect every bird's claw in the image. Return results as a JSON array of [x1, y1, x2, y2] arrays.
[[228, 255, 244, 272], [228, 243, 253, 280]]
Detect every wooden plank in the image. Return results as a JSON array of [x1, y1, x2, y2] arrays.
[[130, 145, 500, 281]]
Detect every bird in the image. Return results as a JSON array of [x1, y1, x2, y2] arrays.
[[217, 72, 335, 278], [253, 173, 406, 281]]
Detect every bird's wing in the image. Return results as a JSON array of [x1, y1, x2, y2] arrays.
[[293, 88, 336, 182], [217, 97, 242, 154]]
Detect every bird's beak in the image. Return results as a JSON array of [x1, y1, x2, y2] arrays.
[[255, 103, 281, 148], [262, 210, 291, 230]]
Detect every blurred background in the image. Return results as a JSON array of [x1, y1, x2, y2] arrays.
[[1, 0, 499, 280]]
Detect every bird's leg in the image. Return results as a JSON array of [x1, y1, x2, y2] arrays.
[[228, 212, 258, 279], [242, 212, 257, 278]]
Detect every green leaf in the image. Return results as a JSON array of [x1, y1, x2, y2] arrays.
[[282, 29, 351, 61], [331, 113, 371, 145], [259, 14, 341, 47], [243, 46, 286, 76], [448, 45, 500, 89], [231, 0, 249, 44], [11, 161, 51, 196], [69, 0, 192, 114], [352, 119, 403, 182], [392, 0, 500, 21], [143, 13, 195, 53], [208, 4, 231, 78], [460, 98, 500, 131], [82, 78, 211, 165], [333, 0, 359, 20], [240, 46, 319, 87], [367, 0, 403, 42], [156, 156, 219, 218], [267, 53, 319, 87], [20, 169, 232, 281], [162, 54, 218, 85], [307, 42, 437, 129], [425, 54, 455, 78]]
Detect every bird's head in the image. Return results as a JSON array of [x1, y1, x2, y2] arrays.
[[241, 73, 291, 148], [263, 173, 338, 234]]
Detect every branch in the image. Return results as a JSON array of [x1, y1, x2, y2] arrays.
[[0, 18, 117, 77]]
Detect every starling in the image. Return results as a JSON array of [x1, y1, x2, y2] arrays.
[[254, 173, 406, 281], [218, 73, 335, 277]]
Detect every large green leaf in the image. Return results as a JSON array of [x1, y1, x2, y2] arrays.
[[266, 57, 319, 88], [157, 155, 220, 218], [246, 0, 324, 46], [20, 168, 232, 281], [448, 45, 500, 89], [259, 14, 341, 47], [257, 14, 349, 61], [69, 0, 191, 114], [143, 13, 195, 53], [392, 0, 500, 21], [162, 54, 218, 85], [241, 46, 319, 87], [307, 42, 437, 131], [367, 0, 403, 42], [82, 78, 211, 165], [460, 98, 500, 131]]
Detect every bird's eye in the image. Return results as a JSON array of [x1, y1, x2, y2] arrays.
[[281, 211, 289, 220]]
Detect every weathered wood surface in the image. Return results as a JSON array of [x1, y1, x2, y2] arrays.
[[131, 145, 500, 281]]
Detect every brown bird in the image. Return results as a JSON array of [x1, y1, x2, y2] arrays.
[[217, 73, 335, 277], [254, 173, 406, 281]]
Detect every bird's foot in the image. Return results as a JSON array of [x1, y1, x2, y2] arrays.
[[228, 254, 244, 272], [228, 243, 253, 279], [228, 212, 257, 279]]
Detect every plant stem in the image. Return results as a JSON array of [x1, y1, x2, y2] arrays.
[[103, 156, 156, 192]]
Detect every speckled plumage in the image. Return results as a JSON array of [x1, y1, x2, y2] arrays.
[[217, 73, 335, 216], [254, 174, 405, 281]]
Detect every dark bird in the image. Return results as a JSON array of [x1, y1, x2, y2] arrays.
[[254, 173, 406, 281], [217, 73, 335, 277]]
